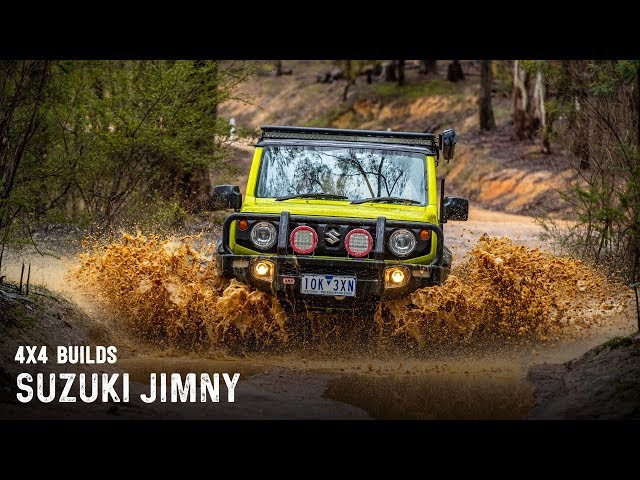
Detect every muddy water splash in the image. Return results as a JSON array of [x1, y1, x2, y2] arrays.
[[74, 233, 631, 352], [74, 233, 287, 349], [376, 235, 630, 349]]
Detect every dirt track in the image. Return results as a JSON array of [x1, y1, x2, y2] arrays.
[[447, 206, 547, 261], [1, 206, 636, 419]]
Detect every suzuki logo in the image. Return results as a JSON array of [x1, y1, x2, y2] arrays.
[[325, 228, 341, 245]]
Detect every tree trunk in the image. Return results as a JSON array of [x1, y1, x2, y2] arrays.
[[384, 61, 397, 82], [342, 60, 352, 102], [187, 61, 219, 210], [513, 60, 547, 142], [397, 60, 405, 86], [274, 60, 282, 76], [479, 60, 496, 131], [421, 60, 437, 75], [533, 69, 550, 153], [637, 64, 640, 148], [363, 64, 374, 84], [1, 61, 50, 202], [530, 69, 544, 134], [447, 60, 464, 82], [513, 60, 530, 140]]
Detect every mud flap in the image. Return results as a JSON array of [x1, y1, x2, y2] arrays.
[[443, 246, 452, 269], [432, 246, 452, 285]]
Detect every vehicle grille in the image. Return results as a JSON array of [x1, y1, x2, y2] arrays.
[[289, 221, 375, 258], [279, 264, 300, 276]]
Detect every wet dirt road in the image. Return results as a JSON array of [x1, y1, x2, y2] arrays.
[[2, 206, 636, 419]]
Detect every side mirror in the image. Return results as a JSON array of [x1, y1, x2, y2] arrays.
[[443, 196, 468, 221], [211, 185, 242, 211], [439, 129, 457, 161]]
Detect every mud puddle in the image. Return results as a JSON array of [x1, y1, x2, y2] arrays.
[[2, 208, 638, 419], [94, 351, 539, 419], [117, 356, 267, 384], [324, 371, 532, 419]]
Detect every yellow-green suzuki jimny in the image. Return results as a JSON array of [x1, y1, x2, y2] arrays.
[[213, 126, 468, 316]]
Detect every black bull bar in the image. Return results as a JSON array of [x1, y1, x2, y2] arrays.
[[217, 212, 446, 309], [220, 211, 444, 264]]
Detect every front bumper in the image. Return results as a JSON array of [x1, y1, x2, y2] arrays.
[[215, 254, 449, 310], [215, 212, 449, 311]]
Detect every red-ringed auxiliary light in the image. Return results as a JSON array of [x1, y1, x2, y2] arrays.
[[345, 228, 373, 257], [290, 226, 318, 254]]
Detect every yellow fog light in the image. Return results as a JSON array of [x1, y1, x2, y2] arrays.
[[252, 260, 274, 282], [384, 266, 410, 289]]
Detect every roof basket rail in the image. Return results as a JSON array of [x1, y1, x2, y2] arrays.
[[259, 125, 437, 148]]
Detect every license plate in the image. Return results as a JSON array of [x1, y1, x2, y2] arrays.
[[300, 274, 356, 297]]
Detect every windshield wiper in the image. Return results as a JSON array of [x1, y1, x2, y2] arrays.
[[275, 193, 349, 201], [350, 196, 421, 205]]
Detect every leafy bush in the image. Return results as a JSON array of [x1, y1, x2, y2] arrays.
[[545, 60, 640, 281], [0, 60, 252, 246]]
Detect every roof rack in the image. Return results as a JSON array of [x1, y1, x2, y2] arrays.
[[259, 125, 436, 148]]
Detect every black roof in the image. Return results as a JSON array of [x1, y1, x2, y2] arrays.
[[259, 125, 436, 148]]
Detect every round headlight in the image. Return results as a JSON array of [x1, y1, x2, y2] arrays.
[[345, 228, 373, 257], [290, 225, 317, 254], [250, 222, 277, 250], [388, 229, 416, 257]]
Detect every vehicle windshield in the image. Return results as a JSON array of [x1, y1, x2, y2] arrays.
[[255, 145, 427, 204]]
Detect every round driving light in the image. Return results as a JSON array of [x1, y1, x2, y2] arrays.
[[419, 229, 430, 240], [289, 226, 317, 254], [384, 266, 410, 289], [250, 222, 277, 250], [251, 260, 274, 282], [345, 228, 373, 257], [391, 269, 405, 283], [238, 219, 249, 231], [388, 229, 417, 257], [255, 262, 269, 276]]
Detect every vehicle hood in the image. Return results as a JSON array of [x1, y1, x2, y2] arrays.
[[241, 197, 438, 224]]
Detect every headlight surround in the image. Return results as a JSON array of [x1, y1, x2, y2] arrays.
[[251, 259, 274, 282], [384, 266, 410, 288], [289, 225, 318, 254], [345, 228, 373, 257], [250, 221, 277, 250], [388, 229, 417, 257]]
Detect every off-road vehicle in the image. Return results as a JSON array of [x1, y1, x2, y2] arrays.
[[213, 126, 468, 315]]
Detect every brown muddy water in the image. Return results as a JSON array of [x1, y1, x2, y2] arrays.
[[2, 208, 637, 419]]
